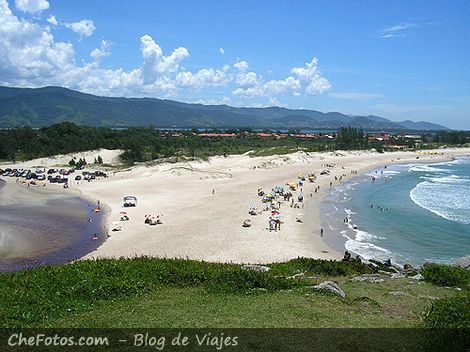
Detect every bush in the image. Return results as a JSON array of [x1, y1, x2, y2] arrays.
[[425, 295, 470, 328], [269, 257, 376, 277], [422, 263, 470, 287]]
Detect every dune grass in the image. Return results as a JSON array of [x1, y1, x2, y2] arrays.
[[0, 257, 467, 328]]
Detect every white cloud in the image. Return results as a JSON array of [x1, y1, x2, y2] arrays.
[[378, 23, 417, 39], [0, 0, 75, 83], [65, 19, 95, 38], [46, 15, 57, 26], [0, 0, 331, 103], [233, 58, 330, 98], [176, 65, 231, 88], [236, 71, 261, 88], [219, 47, 225, 55], [196, 96, 232, 105], [329, 92, 384, 100], [234, 60, 249, 71], [15, 0, 49, 13], [140, 34, 189, 84], [90, 40, 111, 61]]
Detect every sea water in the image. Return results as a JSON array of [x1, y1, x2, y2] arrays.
[[320, 157, 470, 266]]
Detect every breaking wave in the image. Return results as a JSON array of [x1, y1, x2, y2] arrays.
[[410, 175, 470, 225]]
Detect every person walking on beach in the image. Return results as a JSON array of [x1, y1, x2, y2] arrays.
[[212, 189, 215, 195], [320, 228, 324, 237]]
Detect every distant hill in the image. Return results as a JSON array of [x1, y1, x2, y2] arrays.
[[0, 86, 449, 131]]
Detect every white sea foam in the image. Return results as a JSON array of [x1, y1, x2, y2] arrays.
[[421, 175, 470, 186], [345, 237, 397, 262], [365, 170, 401, 177], [410, 179, 470, 224], [409, 165, 450, 173]]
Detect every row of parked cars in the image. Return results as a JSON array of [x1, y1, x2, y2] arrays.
[[0, 167, 107, 184]]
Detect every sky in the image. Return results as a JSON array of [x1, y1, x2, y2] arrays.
[[1, 0, 469, 129]]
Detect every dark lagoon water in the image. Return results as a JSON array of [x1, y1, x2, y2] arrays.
[[0, 180, 106, 272], [321, 157, 470, 266]]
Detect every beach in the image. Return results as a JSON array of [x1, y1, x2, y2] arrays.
[[2, 147, 469, 266]]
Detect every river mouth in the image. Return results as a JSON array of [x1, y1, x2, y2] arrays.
[[0, 180, 106, 272]]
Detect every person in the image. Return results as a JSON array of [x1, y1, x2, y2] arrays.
[[320, 228, 324, 237], [212, 189, 215, 195]]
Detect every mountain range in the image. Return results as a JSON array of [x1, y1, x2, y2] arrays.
[[0, 86, 449, 131]]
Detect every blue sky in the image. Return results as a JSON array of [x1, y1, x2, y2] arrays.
[[1, 0, 469, 129]]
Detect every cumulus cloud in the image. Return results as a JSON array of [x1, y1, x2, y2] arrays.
[[140, 34, 189, 84], [233, 60, 249, 71], [233, 58, 330, 98], [15, 0, 49, 13], [0, 0, 75, 83], [46, 15, 57, 26], [176, 65, 231, 88], [90, 40, 111, 61], [65, 19, 95, 38], [0, 0, 331, 103], [196, 96, 232, 105]]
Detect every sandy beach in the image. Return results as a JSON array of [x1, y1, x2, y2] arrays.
[[2, 147, 470, 265]]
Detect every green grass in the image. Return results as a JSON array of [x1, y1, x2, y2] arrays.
[[49, 279, 462, 328], [0, 257, 467, 328]]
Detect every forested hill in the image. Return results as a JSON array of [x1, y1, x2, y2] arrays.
[[0, 86, 449, 130]]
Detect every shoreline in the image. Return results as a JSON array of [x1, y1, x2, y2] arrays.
[[320, 155, 470, 266], [0, 178, 107, 272], [1, 147, 469, 266], [77, 147, 470, 264]]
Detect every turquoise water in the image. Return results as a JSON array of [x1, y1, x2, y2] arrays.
[[321, 157, 470, 266]]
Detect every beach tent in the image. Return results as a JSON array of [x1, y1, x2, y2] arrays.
[[111, 221, 122, 231], [262, 194, 274, 203], [148, 214, 163, 225], [123, 196, 137, 207], [287, 182, 297, 190]]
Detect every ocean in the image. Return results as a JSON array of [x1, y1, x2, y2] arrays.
[[0, 181, 106, 272], [321, 156, 470, 266]]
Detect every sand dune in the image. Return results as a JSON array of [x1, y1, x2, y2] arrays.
[[2, 147, 469, 264]]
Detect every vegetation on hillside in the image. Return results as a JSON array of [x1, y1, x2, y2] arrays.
[[0, 86, 450, 130], [1, 123, 468, 164], [1, 258, 468, 329]]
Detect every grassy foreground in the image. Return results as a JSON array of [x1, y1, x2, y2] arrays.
[[0, 257, 468, 328]]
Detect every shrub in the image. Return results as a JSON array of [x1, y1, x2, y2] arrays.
[[269, 257, 376, 277], [422, 264, 470, 287], [425, 295, 470, 328]]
